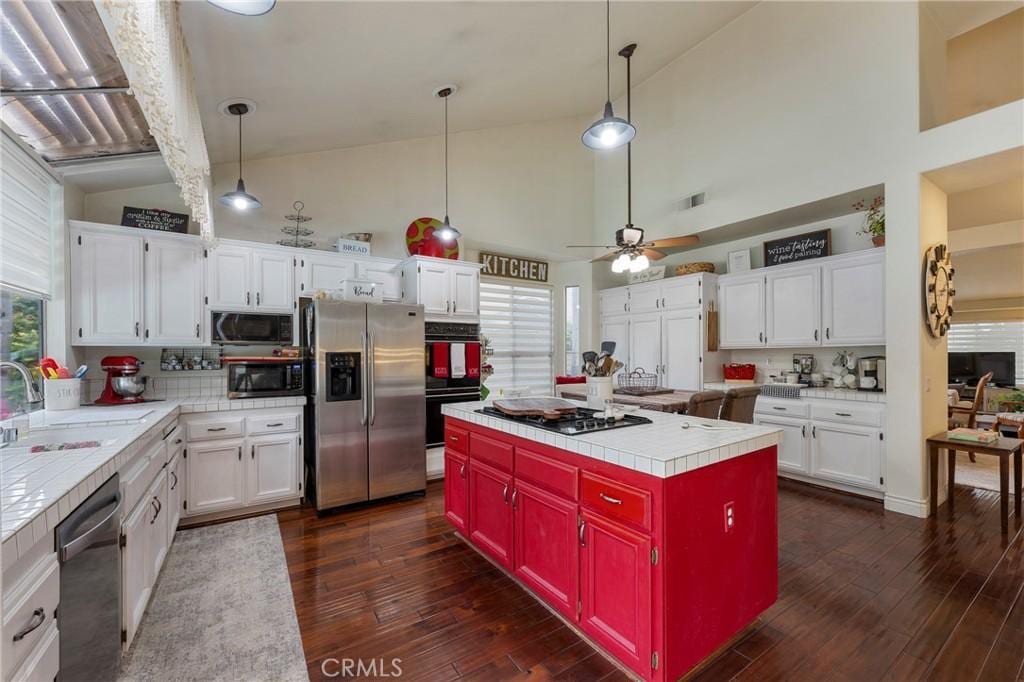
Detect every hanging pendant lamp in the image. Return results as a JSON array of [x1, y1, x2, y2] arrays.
[[434, 85, 461, 243], [219, 102, 262, 211], [581, 0, 635, 150]]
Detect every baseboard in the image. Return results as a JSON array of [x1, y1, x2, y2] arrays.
[[883, 493, 929, 518], [778, 471, 884, 501], [180, 498, 301, 528]]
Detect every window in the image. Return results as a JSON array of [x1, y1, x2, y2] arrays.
[[1, 288, 45, 417], [2, 131, 56, 298], [564, 285, 581, 376], [948, 321, 1024, 386], [480, 280, 553, 397]]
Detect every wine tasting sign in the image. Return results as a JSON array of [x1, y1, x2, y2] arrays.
[[763, 228, 831, 267]]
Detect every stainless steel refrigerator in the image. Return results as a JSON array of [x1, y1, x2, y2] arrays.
[[302, 300, 426, 510]]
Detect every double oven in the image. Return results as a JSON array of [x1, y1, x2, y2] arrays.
[[425, 321, 481, 448]]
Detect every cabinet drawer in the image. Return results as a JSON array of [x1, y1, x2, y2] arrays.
[[246, 413, 300, 436], [445, 424, 469, 454], [9, 621, 58, 682], [470, 432, 513, 473], [515, 447, 578, 501], [186, 416, 244, 441], [2, 555, 59, 680], [580, 473, 652, 532], [811, 403, 883, 427], [121, 438, 167, 516], [755, 398, 810, 418]]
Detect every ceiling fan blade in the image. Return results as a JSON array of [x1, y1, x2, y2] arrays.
[[646, 235, 699, 249], [591, 250, 620, 263], [641, 248, 667, 261], [567, 244, 617, 249]]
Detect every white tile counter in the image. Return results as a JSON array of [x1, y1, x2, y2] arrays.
[[703, 382, 886, 403], [442, 400, 781, 479], [1, 395, 305, 569]]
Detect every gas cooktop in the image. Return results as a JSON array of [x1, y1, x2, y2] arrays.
[[476, 406, 652, 436]]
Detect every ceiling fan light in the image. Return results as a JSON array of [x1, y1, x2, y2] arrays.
[[582, 102, 636, 150], [611, 253, 631, 273], [629, 254, 650, 273], [207, 0, 276, 16], [219, 178, 262, 210]]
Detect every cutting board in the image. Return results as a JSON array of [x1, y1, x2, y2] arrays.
[[492, 398, 578, 420]]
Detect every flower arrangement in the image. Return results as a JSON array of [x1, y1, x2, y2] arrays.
[[854, 196, 885, 246]]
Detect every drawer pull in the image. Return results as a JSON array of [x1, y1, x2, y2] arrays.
[[170, 470, 178, 490], [207, 427, 227, 432], [599, 492, 623, 505], [12, 607, 45, 642], [772, 406, 786, 411], [459, 463, 466, 478], [449, 435, 459, 442], [511, 488, 518, 509], [579, 519, 586, 547], [266, 422, 284, 427], [174, 438, 183, 445], [835, 412, 852, 417], [502, 483, 510, 504]]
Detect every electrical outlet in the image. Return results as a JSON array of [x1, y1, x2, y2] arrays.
[[724, 502, 735, 533]]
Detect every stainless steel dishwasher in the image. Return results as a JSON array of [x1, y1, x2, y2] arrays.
[[56, 474, 122, 682]]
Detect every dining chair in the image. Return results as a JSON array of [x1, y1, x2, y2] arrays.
[[719, 386, 762, 424], [949, 371, 994, 462], [683, 390, 726, 419]]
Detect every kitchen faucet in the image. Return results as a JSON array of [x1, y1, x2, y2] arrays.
[[1, 360, 44, 447]]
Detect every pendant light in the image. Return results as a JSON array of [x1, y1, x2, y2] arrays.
[[433, 85, 461, 243], [218, 102, 262, 211], [581, 0, 636, 150]]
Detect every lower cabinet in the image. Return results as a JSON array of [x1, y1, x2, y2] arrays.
[[467, 459, 514, 569], [811, 422, 883, 490], [166, 451, 182, 543], [247, 434, 301, 505], [754, 415, 809, 474], [513, 480, 579, 621], [187, 439, 246, 514], [122, 472, 166, 648], [443, 450, 469, 535]]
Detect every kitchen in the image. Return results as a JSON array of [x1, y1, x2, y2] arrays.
[[2, 1, 1023, 681]]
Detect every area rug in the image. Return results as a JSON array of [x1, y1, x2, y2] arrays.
[[954, 451, 1017, 494], [119, 515, 308, 682]]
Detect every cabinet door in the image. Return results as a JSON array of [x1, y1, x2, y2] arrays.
[[187, 440, 245, 514], [121, 496, 152, 649], [468, 459, 514, 569], [302, 253, 357, 294], [628, 282, 660, 313], [810, 422, 883, 489], [755, 415, 809, 474], [253, 249, 295, 311], [451, 266, 479, 318], [207, 244, 252, 309], [144, 237, 204, 345], [418, 262, 452, 316], [718, 274, 765, 348], [766, 266, 821, 347], [580, 511, 651, 674], [166, 452, 182, 544], [661, 309, 701, 391], [356, 262, 401, 301], [600, 288, 630, 316], [513, 480, 578, 621], [246, 434, 300, 505], [72, 229, 144, 344], [600, 316, 630, 376], [660, 276, 701, 310], [628, 313, 661, 378], [444, 449, 469, 535], [823, 252, 885, 345], [148, 470, 169, 580]]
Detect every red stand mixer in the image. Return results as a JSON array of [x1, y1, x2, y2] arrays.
[[96, 355, 150, 405]]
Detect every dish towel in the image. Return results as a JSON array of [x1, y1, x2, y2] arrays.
[[450, 343, 467, 379], [466, 343, 481, 378], [431, 342, 450, 378]]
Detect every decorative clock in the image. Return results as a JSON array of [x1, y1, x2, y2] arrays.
[[924, 243, 955, 337]]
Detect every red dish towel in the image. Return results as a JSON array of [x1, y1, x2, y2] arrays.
[[432, 342, 450, 378], [466, 343, 481, 378]]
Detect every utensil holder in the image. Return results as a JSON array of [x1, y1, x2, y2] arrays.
[[44, 378, 81, 411], [586, 376, 613, 410]]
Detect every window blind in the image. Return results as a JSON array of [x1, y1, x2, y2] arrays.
[[948, 321, 1024, 385], [1, 132, 56, 298], [480, 280, 554, 397]]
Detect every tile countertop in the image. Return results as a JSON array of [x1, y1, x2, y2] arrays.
[[442, 400, 781, 479], [702, 382, 886, 403], [1, 395, 305, 569]]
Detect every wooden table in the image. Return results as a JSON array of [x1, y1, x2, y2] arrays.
[[558, 388, 696, 413], [927, 432, 1023, 533]]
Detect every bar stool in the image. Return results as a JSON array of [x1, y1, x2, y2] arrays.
[[719, 386, 762, 423], [682, 390, 726, 418]]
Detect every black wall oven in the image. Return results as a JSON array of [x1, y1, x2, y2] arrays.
[[425, 322, 480, 448]]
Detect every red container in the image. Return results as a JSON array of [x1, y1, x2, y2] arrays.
[[723, 363, 756, 381]]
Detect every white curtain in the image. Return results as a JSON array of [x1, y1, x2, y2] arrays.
[[94, 0, 215, 241]]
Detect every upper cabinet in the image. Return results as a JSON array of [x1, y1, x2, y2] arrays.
[[72, 226, 145, 344], [718, 273, 766, 348], [207, 244, 293, 313], [252, 249, 295, 311], [356, 261, 402, 302], [205, 244, 251, 310], [599, 288, 630, 317], [294, 253, 400, 302], [822, 251, 885, 345], [144, 236, 204, 345], [401, 256, 482, 321], [765, 266, 821, 347]]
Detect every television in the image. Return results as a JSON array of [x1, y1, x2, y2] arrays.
[[948, 351, 1017, 387]]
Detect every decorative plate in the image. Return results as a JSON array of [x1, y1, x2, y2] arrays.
[[924, 243, 955, 337], [405, 217, 459, 259]]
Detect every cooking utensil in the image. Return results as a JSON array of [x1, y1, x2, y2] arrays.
[[600, 341, 616, 355], [74, 365, 88, 378], [492, 398, 578, 420], [599, 355, 615, 376], [56, 367, 71, 378]]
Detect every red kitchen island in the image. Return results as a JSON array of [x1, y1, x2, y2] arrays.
[[441, 401, 782, 681]]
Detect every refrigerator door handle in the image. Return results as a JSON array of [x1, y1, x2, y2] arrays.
[[368, 331, 376, 425], [360, 331, 369, 426]]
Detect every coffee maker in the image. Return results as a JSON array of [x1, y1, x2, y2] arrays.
[[96, 355, 150, 405], [857, 356, 885, 392]]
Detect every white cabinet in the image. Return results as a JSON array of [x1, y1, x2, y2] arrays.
[[247, 434, 301, 505], [253, 249, 295, 311], [71, 227, 144, 344], [822, 250, 885, 345], [451, 266, 479, 319], [298, 252, 356, 295], [718, 273, 766, 348], [600, 288, 630, 316], [187, 439, 246, 514], [628, 282, 661, 313], [207, 244, 294, 312], [166, 450, 182, 544], [148, 470, 169, 583], [144, 236, 204, 344], [402, 256, 481, 320], [811, 422, 883, 490], [755, 415, 810, 474], [356, 261, 401, 301], [121, 491, 152, 649], [628, 313, 662, 377], [661, 309, 702, 391], [417, 261, 451, 315], [660, 276, 701, 310], [600, 316, 630, 376], [765, 266, 820, 347]]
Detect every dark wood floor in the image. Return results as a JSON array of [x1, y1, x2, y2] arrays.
[[277, 479, 1024, 681]]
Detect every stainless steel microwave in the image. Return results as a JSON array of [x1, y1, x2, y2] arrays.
[[210, 312, 293, 346]]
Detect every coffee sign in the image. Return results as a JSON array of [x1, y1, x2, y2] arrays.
[[121, 206, 189, 233], [479, 252, 548, 282], [763, 228, 832, 267]]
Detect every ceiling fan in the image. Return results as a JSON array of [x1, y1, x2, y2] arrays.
[[567, 43, 698, 272]]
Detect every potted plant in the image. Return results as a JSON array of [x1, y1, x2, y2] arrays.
[[997, 388, 1024, 413], [854, 196, 885, 247]]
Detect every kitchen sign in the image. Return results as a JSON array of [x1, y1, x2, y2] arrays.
[[121, 206, 189, 233], [479, 252, 548, 282], [763, 228, 832, 267]]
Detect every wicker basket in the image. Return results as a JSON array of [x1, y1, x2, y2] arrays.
[[618, 368, 658, 392], [675, 262, 715, 276]]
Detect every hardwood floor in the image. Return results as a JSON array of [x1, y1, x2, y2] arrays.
[[277, 479, 1024, 681]]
